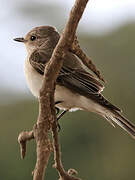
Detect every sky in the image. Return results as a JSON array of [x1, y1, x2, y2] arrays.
[[0, 0, 135, 97], [65, 0, 135, 32]]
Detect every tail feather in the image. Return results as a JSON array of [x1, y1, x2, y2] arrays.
[[104, 110, 135, 139]]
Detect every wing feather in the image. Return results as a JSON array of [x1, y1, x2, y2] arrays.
[[29, 50, 121, 112]]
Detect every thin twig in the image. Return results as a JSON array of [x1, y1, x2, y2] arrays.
[[71, 36, 106, 82], [52, 120, 82, 180], [18, 130, 34, 159]]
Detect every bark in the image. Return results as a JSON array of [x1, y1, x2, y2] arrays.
[[18, 0, 103, 179], [33, 1, 89, 179]]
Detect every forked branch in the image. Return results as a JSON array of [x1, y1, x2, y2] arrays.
[[17, 0, 104, 179]]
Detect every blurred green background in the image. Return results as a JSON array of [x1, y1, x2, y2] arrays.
[[1, 1, 135, 180]]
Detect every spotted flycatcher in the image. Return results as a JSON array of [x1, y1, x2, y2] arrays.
[[14, 26, 135, 138]]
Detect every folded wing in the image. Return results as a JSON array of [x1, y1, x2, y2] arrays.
[[29, 49, 121, 112]]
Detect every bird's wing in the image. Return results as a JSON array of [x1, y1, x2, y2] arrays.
[[29, 49, 104, 93], [29, 50, 121, 112], [58, 66, 104, 94], [57, 66, 121, 112]]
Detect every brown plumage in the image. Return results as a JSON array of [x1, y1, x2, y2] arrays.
[[14, 26, 135, 139]]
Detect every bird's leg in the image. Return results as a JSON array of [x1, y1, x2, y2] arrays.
[[55, 101, 62, 115], [55, 107, 60, 115], [57, 110, 68, 132], [55, 101, 63, 131], [55, 101, 69, 131], [57, 110, 68, 121], [55, 101, 63, 105]]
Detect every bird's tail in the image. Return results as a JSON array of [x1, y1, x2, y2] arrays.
[[103, 110, 135, 139]]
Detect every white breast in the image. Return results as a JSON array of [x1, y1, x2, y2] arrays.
[[24, 59, 43, 97], [24, 59, 82, 110]]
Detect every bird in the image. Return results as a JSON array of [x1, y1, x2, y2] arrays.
[[14, 25, 135, 139]]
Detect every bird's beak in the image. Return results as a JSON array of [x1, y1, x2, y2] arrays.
[[13, 37, 26, 43]]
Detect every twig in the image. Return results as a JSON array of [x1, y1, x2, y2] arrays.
[[52, 120, 82, 180], [50, 0, 89, 179], [71, 36, 106, 82], [33, 0, 89, 179], [33, 122, 52, 180], [18, 130, 34, 159], [18, 0, 94, 179]]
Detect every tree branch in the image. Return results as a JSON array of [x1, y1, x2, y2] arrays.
[[32, 0, 89, 179], [18, 0, 104, 179], [71, 36, 106, 82]]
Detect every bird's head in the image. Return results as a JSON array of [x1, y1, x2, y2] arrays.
[[14, 26, 60, 54]]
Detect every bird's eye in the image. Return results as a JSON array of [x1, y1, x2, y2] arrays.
[[30, 36, 36, 41]]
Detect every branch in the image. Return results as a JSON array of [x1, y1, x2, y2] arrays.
[[71, 36, 106, 82], [17, 0, 104, 179], [52, 120, 82, 180], [18, 130, 34, 159], [33, 0, 89, 179], [51, 1, 90, 179], [33, 122, 52, 180]]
